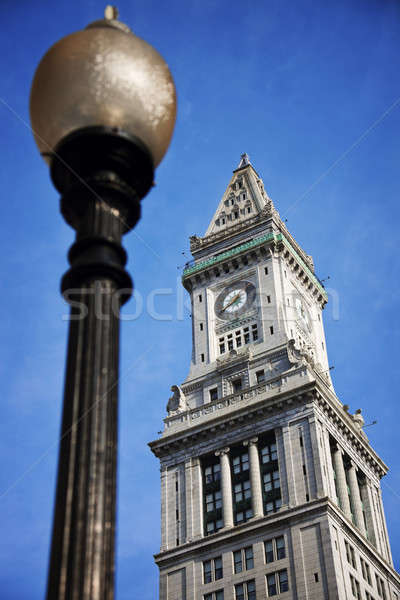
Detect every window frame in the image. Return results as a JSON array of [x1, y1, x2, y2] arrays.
[[264, 536, 286, 563], [266, 569, 289, 596], [235, 580, 256, 600]]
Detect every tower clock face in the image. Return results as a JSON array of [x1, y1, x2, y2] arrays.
[[214, 281, 256, 320], [295, 296, 312, 333]]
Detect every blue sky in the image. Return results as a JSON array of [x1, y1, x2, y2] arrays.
[[1, 0, 400, 598]]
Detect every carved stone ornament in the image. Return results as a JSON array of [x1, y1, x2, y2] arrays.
[[166, 385, 188, 415], [189, 235, 201, 250], [216, 347, 252, 369], [352, 408, 365, 430], [287, 339, 316, 369], [287, 339, 306, 366]]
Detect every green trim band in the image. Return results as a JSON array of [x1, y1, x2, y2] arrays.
[[182, 233, 276, 276], [182, 231, 328, 301]]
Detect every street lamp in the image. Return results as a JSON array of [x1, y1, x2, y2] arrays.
[[30, 7, 176, 600]]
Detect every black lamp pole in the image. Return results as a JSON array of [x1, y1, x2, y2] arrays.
[[29, 9, 176, 600], [45, 128, 153, 600]]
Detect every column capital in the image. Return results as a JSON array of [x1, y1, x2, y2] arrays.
[[332, 442, 344, 456], [215, 447, 230, 457], [348, 458, 358, 470], [243, 437, 258, 447]]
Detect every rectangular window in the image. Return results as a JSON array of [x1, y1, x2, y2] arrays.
[[345, 541, 357, 569], [205, 518, 223, 534], [256, 370, 265, 384], [267, 295, 271, 303], [234, 550, 243, 573], [267, 573, 277, 596], [263, 470, 281, 493], [236, 508, 253, 524], [201, 353, 205, 362], [228, 339, 234, 351], [350, 574, 361, 599], [266, 570, 289, 596], [233, 379, 242, 392], [244, 332, 250, 344], [200, 322, 204, 331], [204, 463, 221, 484], [232, 453, 249, 474], [351, 547, 357, 570], [264, 267, 269, 275], [276, 536, 286, 559], [199, 294, 202, 302], [278, 570, 289, 593], [265, 540, 274, 563], [236, 335, 242, 347], [360, 558, 371, 585], [205, 490, 222, 512], [214, 557, 223, 580], [252, 324, 258, 341], [209, 388, 218, 402], [261, 442, 278, 463], [265, 498, 282, 514], [245, 547, 254, 570], [270, 326, 274, 335], [264, 536, 286, 563], [235, 580, 256, 600], [203, 560, 212, 584], [375, 575, 387, 599], [234, 547, 254, 573], [234, 480, 251, 503], [235, 584, 245, 600], [202, 458, 223, 536], [219, 343, 225, 354], [204, 592, 224, 600]]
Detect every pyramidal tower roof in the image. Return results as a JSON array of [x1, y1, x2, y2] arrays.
[[205, 153, 274, 236]]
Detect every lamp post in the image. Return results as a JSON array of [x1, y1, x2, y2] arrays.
[[29, 8, 176, 600]]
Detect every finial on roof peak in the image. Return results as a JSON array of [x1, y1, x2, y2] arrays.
[[237, 153, 251, 169]]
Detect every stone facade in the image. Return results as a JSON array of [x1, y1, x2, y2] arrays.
[[149, 156, 400, 600]]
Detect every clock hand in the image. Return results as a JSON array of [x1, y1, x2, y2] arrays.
[[221, 292, 242, 312]]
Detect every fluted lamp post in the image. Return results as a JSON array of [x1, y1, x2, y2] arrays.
[[29, 7, 176, 600]]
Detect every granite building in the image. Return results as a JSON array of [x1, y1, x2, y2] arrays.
[[149, 155, 400, 600]]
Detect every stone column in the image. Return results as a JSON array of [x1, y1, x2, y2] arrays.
[[282, 425, 296, 507], [243, 437, 263, 519], [347, 461, 366, 536], [185, 459, 193, 543], [160, 467, 168, 551], [331, 445, 352, 520], [215, 448, 234, 529], [362, 478, 377, 547]]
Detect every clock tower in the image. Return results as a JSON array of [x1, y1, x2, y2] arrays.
[[149, 155, 400, 600]]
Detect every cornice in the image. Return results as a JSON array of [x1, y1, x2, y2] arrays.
[[183, 232, 276, 276], [313, 385, 388, 478], [150, 376, 386, 479], [189, 207, 273, 254], [183, 231, 327, 304], [154, 497, 329, 565], [149, 379, 315, 458]]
